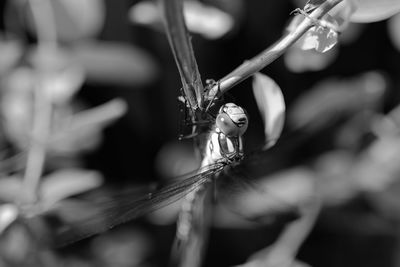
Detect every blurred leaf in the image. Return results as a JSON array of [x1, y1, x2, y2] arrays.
[[284, 45, 338, 72], [90, 228, 153, 267], [334, 111, 375, 149], [252, 73, 286, 149], [0, 176, 23, 203], [338, 22, 365, 44], [29, 48, 85, 104], [0, 37, 22, 76], [0, 204, 19, 234], [0, 153, 26, 176], [284, 16, 339, 72], [328, 0, 358, 28], [0, 221, 34, 264], [154, 140, 199, 179], [74, 41, 159, 86], [130, 0, 235, 39], [49, 198, 103, 228], [288, 71, 386, 131], [181, 0, 235, 39], [371, 104, 400, 138], [129, 1, 160, 28], [221, 167, 315, 223], [26, 0, 105, 42], [40, 169, 103, 210], [352, 136, 400, 192], [234, 245, 311, 267], [1, 67, 35, 148], [51, 99, 127, 137], [48, 99, 127, 155], [300, 23, 338, 53], [388, 13, 400, 52], [350, 0, 400, 22], [315, 150, 357, 205]]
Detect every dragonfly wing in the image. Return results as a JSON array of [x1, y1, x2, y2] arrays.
[[53, 163, 225, 246], [218, 163, 301, 224], [162, 0, 204, 110]]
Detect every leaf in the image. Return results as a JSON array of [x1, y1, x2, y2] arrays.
[[288, 71, 386, 131], [74, 42, 159, 86], [234, 246, 311, 267], [29, 48, 85, 104], [48, 98, 127, 155], [350, 0, 400, 23], [57, 98, 127, 133], [181, 0, 234, 40], [0, 177, 23, 203], [371, 103, 400, 138], [0, 38, 22, 76], [252, 73, 286, 149], [352, 136, 400, 192], [0, 204, 19, 234], [284, 45, 338, 72], [291, 13, 341, 54], [388, 13, 400, 52], [26, 0, 105, 42], [40, 169, 103, 210], [130, 1, 235, 40], [301, 24, 338, 53]]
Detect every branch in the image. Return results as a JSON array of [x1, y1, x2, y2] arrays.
[[208, 0, 343, 98], [21, 0, 58, 204]]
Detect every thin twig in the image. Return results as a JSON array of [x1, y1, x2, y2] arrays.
[[208, 0, 343, 98], [22, 0, 57, 204]]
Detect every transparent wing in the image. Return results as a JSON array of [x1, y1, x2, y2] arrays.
[[53, 163, 225, 246], [162, 0, 204, 110]]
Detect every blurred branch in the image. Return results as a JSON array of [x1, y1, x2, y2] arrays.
[[238, 197, 321, 267], [274, 198, 321, 258], [26, 0, 57, 51], [209, 0, 343, 98], [22, 0, 58, 204], [50, 99, 127, 144]]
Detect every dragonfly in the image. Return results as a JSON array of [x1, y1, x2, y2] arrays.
[[53, 0, 289, 258], [52, 116, 303, 248], [53, 102, 253, 245]]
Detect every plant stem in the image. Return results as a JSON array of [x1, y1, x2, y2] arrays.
[[161, 0, 204, 110], [22, 86, 52, 204], [22, 0, 57, 204], [208, 0, 343, 97]]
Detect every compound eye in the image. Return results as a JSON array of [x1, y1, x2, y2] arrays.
[[216, 103, 248, 137]]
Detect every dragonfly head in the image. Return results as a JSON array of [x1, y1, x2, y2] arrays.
[[216, 103, 248, 137]]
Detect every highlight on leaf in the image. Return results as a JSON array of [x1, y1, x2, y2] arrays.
[[252, 73, 285, 149]]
